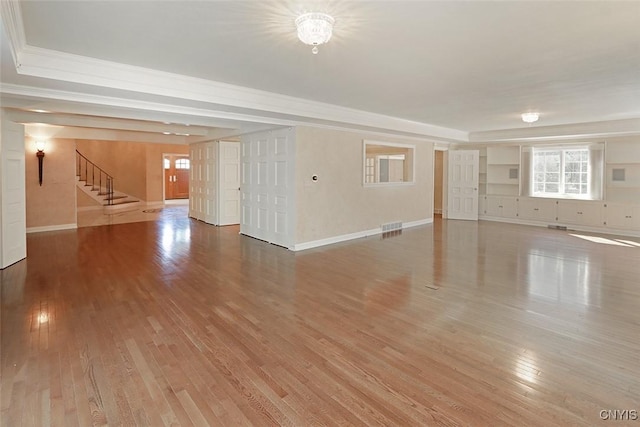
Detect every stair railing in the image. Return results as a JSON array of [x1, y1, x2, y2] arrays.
[[76, 150, 115, 205]]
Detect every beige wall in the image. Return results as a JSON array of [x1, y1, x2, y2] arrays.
[[25, 138, 77, 229], [76, 140, 188, 203], [76, 187, 101, 208], [76, 140, 147, 200], [295, 126, 433, 244]]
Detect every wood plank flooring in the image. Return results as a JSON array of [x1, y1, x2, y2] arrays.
[[2, 216, 640, 426]]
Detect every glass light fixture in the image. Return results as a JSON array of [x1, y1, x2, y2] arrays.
[[295, 12, 335, 54], [521, 112, 539, 123]]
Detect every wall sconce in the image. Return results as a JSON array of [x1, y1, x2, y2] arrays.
[[35, 140, 46, 186]]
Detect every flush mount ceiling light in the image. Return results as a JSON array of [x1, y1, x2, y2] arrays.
[[295, 12, 335, 54], [521, 112, 540, 123]]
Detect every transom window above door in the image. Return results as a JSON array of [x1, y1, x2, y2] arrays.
[[175, 158, 190, 169]]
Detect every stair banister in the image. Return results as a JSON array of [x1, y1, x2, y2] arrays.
[[75, 150, 115, 206]]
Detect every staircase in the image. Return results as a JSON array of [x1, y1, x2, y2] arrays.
[[76, 150, 140, 213]]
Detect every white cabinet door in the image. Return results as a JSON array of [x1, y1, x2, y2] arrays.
[[606, 203, 640, 231], [448, 150, 479, 220], [557, 200, 605, 227], [486, 196, 518, 219], [479, 196, 487, 216], [518, 198, 557, 222]]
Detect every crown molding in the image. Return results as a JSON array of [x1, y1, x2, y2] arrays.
[[0, 0, 26, 66], [6, 109, 212, 136], [469, 118, 640, 143]]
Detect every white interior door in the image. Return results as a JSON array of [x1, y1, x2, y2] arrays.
[[189, 142, 216, 225], [447, 150, 479, 220], [218, 141, 240, 226], [240, 128, 295, 248], [0, 114, 26, 268]]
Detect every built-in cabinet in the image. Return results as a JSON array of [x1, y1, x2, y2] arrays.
[[480, 196, 640, 236], [486, 146, 520, 196], [517, 197, 557, 223], [478, 147, 487, 196], [556, 200, 605, 228], [475, 139, 640, 237], [484, 195, 517, 219], [605, 141, 640, 203], [605, 203, 640, 231]]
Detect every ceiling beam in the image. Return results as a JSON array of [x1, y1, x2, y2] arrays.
[[469, 118, 640, 143]]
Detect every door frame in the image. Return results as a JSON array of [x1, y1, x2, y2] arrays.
[[433, 144, 449, 219], [162, 153, 190, 203]]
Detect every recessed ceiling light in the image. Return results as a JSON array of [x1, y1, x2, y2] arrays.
[[30, 109, 49, 113], [162, 132, 171, 135], [521, 112, 539, 123]]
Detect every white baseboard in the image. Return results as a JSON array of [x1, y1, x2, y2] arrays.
[[293, 217, 433, 251], [27, 223, 77, 234]]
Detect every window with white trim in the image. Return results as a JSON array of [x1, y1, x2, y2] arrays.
[[363, 140, 415, 185], [532, 148, 589, 197]]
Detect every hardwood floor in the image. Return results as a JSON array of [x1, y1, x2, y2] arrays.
[[2, 216, 639, 426]]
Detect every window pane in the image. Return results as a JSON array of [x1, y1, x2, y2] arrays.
[[546, 157, 560, 172], [545, 183, 559, 193], [565, 162, 578, 172], [565, 183, 579, 193], [175, 158, 190, 169], [565, 172, 579, 183], [534, 158, 545, 172], [546, 173, 559, 183]]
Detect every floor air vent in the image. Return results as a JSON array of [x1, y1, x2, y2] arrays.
[[548, 225, 568, 230]]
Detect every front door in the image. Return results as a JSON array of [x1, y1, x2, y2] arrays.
[[447, 150, 479, 220], [164, 154, 190, 200]]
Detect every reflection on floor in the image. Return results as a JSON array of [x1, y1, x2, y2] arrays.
[[77, 200, 189, 228]]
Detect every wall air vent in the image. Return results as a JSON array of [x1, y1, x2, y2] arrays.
[[381, 221, 403, 232]]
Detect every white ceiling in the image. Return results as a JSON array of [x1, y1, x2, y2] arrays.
[[2, 1, 640, 143]]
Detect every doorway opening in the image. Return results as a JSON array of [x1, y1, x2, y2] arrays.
[[434, 150, 444, 217], [164, 154, 190, 202]]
